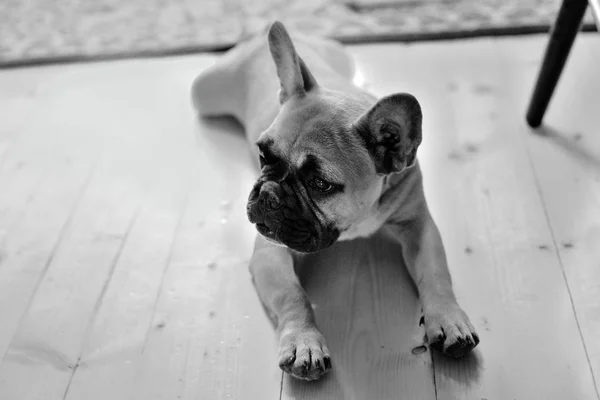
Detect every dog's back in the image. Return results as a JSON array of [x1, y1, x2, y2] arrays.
[[191, 29, 356, 128]]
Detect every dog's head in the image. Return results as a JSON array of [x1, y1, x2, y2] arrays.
[[247, 21, 423, 253]]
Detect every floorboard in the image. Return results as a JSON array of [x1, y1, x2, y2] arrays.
[[62, 169, 190, 400], [518, 37, 600, 397], [127, 117, 281, 400], [0, 34, 599, 399], [0, 154, 93, 362], [0, 158, 145, 399]]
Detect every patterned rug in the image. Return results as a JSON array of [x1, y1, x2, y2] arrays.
[[0, 0, 596, 68]]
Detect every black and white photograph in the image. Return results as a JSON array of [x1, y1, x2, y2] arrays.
[[0, 0, 599, 398]]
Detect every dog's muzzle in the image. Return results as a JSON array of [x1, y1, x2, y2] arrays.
[[246, 179, 339, 253]]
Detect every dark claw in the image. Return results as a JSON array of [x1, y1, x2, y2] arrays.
[[323, 357, 332, 369], [428, 333, 445, 352], [464, 336, 473, 346], [315, 359, 324, 372], [473, 333, 480, 345], [419, 316, 425, 326], [302, 358, 311, 370], [280, 354, 295, 368]]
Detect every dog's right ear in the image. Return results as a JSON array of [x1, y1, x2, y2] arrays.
[[268, 21, 318, 103]]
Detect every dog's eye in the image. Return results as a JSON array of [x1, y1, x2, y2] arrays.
[[310, 178, 333, 192], [259, 150, 277, 166]]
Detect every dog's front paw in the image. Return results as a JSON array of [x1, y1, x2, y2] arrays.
[[278, 325, 331, 381], [424, 302, 479, 358]]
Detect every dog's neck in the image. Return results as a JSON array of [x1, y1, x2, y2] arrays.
[[338, 165, 423, 240]]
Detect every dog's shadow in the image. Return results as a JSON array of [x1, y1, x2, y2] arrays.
[[532, 124, 600, 169], [286, 227, 482, 398]]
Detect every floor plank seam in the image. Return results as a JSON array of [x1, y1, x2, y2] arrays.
[[278, 371, 283, 400], [62, 177, 155, 400], [60, 182, 142, 399], [61, 356, 82, 400], [431, 352, 439, 400], [0, 161, 97, 364], [524, 140, 600, 399], [85, 203, 141, 333], [138, 188, 191, 357], [63, 205, 141, 390]]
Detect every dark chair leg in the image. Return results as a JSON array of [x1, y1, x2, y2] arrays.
[[526, 0, 588, 128]]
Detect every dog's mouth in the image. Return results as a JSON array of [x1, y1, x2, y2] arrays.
[[256, 222, 274, 237], [247, 178, 340, 253], [253, 220, 339, 253], [255, 222, 288, 247]]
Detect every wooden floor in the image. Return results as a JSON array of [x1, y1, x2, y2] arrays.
[[0, 34, 599, 399]]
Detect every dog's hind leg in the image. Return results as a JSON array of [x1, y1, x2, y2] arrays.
[[191, 35, 266, 121], [191, 53, 243, 120], [303, 36, 356, 82]]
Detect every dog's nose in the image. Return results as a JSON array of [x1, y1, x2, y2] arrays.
[[265, 190, 282, 211], [260, 183, 282, 211]]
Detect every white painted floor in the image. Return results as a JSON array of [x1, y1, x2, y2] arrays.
[[0, 34, 599, 399]]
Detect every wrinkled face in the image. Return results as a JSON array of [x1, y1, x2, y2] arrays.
[[246, 91, 382, 253]]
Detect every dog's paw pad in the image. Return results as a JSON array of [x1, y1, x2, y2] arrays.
[[278, 327, 331, 381]]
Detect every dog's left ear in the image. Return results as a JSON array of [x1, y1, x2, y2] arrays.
[[354, 93, 423, 174], [268, 21, 318, 103]]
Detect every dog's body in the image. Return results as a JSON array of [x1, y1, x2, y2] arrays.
[[192, 22, 478, 381]]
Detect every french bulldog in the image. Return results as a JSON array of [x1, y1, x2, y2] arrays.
[[191, 21, 479, 381]]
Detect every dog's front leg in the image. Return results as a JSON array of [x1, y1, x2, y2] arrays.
[[390, 210, 479, 358], [249, 235, 331, 381]]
